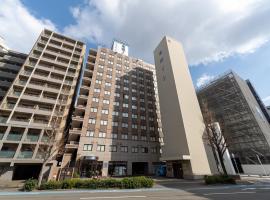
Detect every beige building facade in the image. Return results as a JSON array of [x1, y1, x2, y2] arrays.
[[154, 36, 211, 179], [66, 42, 163, 177], [0, 29, 85, 180]]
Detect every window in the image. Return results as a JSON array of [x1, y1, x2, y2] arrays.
[[132, 105, 137, 109], [115, 77, 120, 81], [107, 74, 112, 79], [141, 126, 146, 130], [141, 116, 146, 120], [89, 118, 96, 124], [114, 102, 119, 106], [94, 88, 100, 93], [97, 145, 105, 152], [112, 111, 119, 116], [98, 132, 106, 138], [100, 120, 108, 126], [150, 137, 156, 141], [116, 70, 121, 74], [150, 127, 154, 131], [108, 60, 113, 65], [141, 136, 147, 141], [105, 82, 111, 87], [112, 122, 118, 126], [109, 145, 117, 152], [104, 91, 110, 95], [107, 67, 112, 71], [132, 89, 137, 93], [100, 51, 106, 55], [111, 133, 118, 139], [114, 93, 120, 97], [132, 114, 137, 119], [132, 147, 138, 153], [122, 113, 128, 117], [124, 95, 129, 99], [123, 87, 129, 91], [115, 84, 120, 89], [140, 99, 145, 102], [92, 97, 99, 102], [120, 146, 128, 152], [83, 144, 93, 151], [132, 135, 138, 140], [101, 109, 109, 115], [149, 117, 154, 121], [151, 147, 157, 153], [122, 123, 128, 128], [95, 80, 102, 84], [124, 79, 129, 83], [123, 103, 128, 108], [103, 99, 110, 104], [141, 147, 148, 153], [90, 107, 98, 112], [97, 72, 103, 76], [99, 64, 104, 69], [132, 97, 137, 101], [121, 134, 128, 140], [132, 124, 137, 129], [86, 131, 94, 137]]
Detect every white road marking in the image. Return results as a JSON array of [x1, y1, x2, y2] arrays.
[[204, 191, 256, 195], [242, 188, 257, 190], [80, 196, 146, 199]]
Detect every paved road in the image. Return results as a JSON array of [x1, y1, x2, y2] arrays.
[[1, 179, 270, 200]]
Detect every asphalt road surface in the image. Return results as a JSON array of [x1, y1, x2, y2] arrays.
[[1, 179, 270, 200]]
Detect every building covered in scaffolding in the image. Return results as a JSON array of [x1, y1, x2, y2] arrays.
[[197, 71, 270, 175]]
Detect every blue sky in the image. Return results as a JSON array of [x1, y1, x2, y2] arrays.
[[1, 0, 269, 105]]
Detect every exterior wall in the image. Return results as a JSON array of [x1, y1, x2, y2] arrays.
[[0, 29, 85, 180], [69, 47, 163, 177], [154, 36, 211, 178]]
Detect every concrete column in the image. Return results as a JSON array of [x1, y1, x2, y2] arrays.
[[102, 161, 108, 177], [148, 162, 153, 175], [127, 161, 132, 176]]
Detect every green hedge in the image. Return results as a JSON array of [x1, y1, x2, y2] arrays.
[[204, 175, 236, 185], [38, 176, 153, 190]]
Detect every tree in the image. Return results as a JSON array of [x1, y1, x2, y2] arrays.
[[36, 93, 67, 187], [201, 100, 229, 175]]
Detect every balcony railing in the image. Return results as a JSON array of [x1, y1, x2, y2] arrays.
[[6, 134, 23, 141], [0, 151, 15, 158], [17, 151, 33, 159], [0, 133, 4, 139], [0, 117, 8, 123]]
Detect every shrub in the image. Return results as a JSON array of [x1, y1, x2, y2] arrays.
[[39, 180, 62, 190], [39, 176, 154, 190], [204, 175, 236, 185], [23, 178, 37, 191], [73, 172, 80, 178]]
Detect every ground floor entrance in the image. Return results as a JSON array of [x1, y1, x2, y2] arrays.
[[80, 160, 103, 177], [108, 161, 127, 176], [166, 161, 184, 179], [12, 163, 41, 180], [132, 162, 148, 175]]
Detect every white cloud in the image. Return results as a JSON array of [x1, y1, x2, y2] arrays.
[[196, 73, 215, 88], [263, 96, 270, 106], [0, 0, 57, 53], [64, 0, 270, 65]]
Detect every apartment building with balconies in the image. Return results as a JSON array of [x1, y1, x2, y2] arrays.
[[0, 43, 27, 103], [65, 41, 163, 177], [0, 29, 85, 180]]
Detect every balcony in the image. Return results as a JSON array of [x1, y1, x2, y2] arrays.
[[72, 115, 84, 121], [17, 151, 33, 159], [24, 135, 39, 142], [0, 151, 15, 158], [6, 133, 23, 141], [65, 141, 79, 149]]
